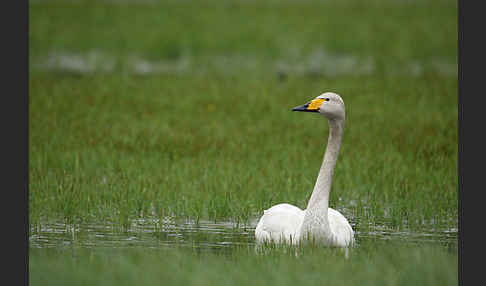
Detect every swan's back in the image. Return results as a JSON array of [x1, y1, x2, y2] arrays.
[[255, 205, 354, 247], [327, 208, 354, 247], [255, 203, 305, 244]]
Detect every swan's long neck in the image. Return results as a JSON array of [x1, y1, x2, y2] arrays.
[[307, 118, 344, 210], [300, 118, 344, 239]]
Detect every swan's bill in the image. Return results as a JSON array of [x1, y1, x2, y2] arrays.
[[292, 98, 325, 112]]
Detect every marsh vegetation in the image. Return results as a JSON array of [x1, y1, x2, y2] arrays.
[[29, 0, 457, 285]]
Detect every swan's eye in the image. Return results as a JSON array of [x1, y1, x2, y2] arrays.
[[325, 98, 330, 101]]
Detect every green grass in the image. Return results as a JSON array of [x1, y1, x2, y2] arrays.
[[30, 241, 457, 286], [29, 0, 458, 284], [29, 0, 457, 231], [29, 73, 457, 228], [29, 0, 456, 63]]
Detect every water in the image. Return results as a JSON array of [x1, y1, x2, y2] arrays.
[[29, 217, 458, 253], [30, 218, 252, 253]]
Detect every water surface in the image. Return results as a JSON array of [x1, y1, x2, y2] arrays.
[[29, 217, 458, 254]]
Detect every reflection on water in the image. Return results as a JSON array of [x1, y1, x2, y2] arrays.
[[29, 217, 458, 253]]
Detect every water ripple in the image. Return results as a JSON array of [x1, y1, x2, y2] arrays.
[[29, 216, 457, 252]]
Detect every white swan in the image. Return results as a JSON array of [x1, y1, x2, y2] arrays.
[[255, 92, 354, 247]]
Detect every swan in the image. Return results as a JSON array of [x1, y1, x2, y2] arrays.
[[255, 92, 354, 247]]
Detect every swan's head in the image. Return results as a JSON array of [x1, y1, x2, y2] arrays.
[[292, 92, 345, 120]]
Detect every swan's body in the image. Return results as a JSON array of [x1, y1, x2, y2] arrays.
[[255, 92, 354, 247], [255, 204, 353, 247]]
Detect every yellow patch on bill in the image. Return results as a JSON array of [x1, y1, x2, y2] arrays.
[[307, 98, 325, 110]]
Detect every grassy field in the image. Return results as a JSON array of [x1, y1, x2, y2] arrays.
[[30, 241, 457, 286], [29, 0, 458, 284]]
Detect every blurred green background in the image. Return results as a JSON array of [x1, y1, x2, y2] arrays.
[[29, 0, 457, 285]]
